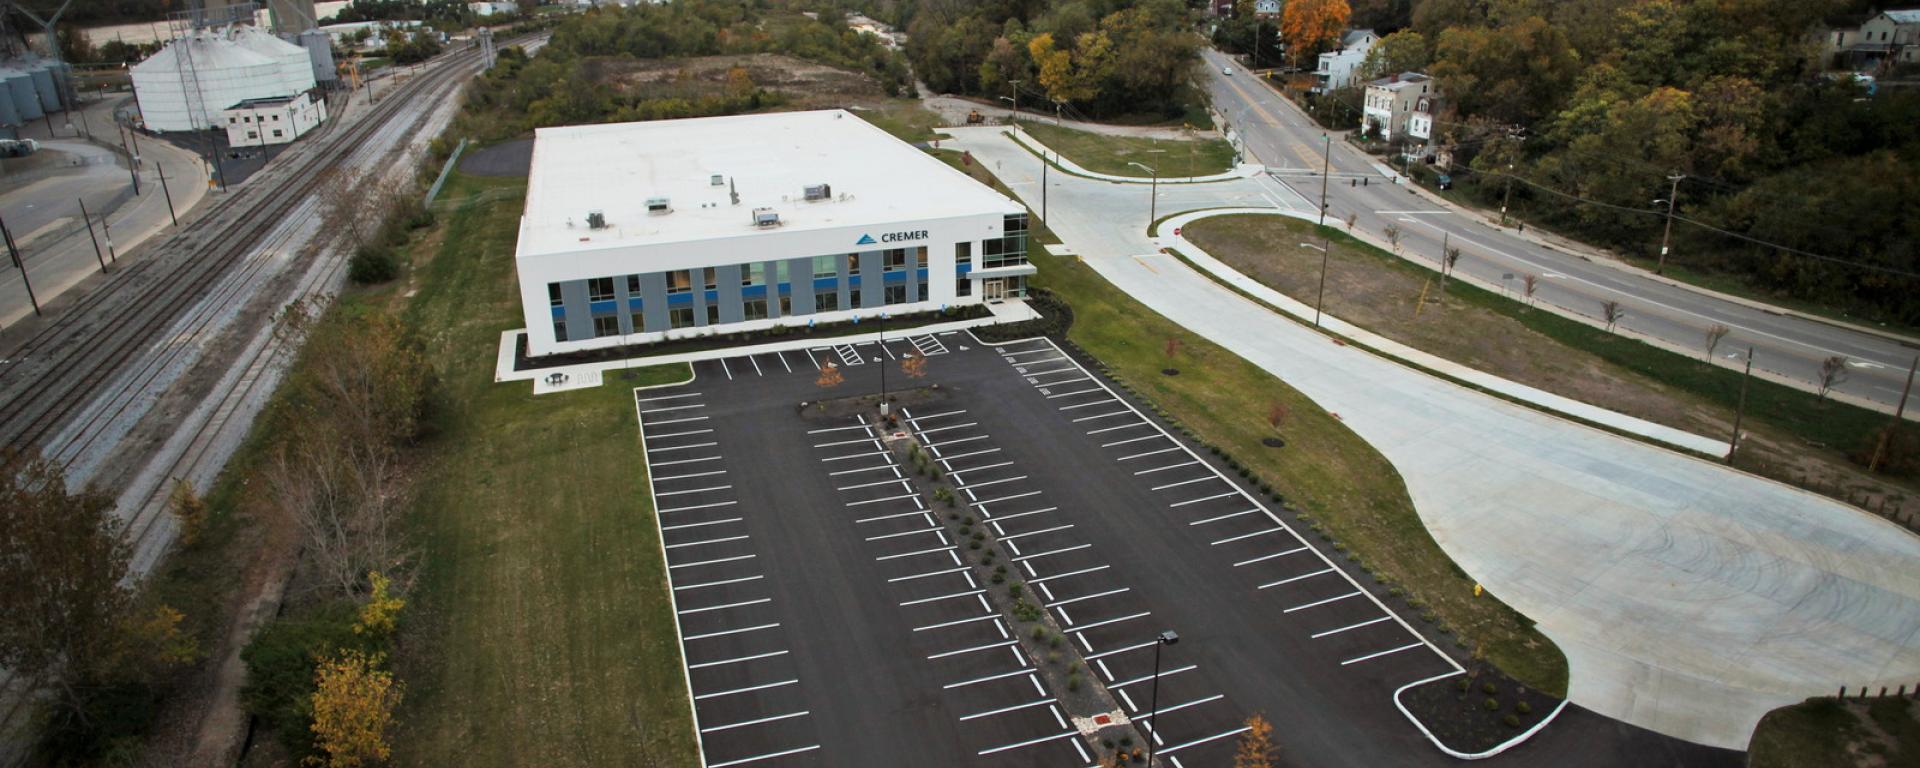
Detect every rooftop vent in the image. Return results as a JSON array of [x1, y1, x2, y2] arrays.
[[586, 209, 607, 229], [803, 183, 832, 202], [752, 207, 780, 228], [710, 174, 725, 186], [646, 196, 671, 215]]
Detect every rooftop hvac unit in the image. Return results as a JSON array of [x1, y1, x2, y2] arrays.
[[646, 197, 671, 215], [586, 209, 607, 229], [710, 174, 725, 186], [752, 208, 780, 227], [803, 183, 832, 201]]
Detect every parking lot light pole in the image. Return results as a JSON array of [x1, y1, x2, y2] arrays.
[[1145, 630, 1179, 767], [1318, 133, 1331, 227], [1128, 162, 1158, 225], [878, 311, 889, 417]]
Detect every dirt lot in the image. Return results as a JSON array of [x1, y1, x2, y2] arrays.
[[596, 52, 891, 108]]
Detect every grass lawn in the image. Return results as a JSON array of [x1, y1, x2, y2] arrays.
[[1017, 121, 1237, 179], [1750, 697, 1920, 768], [385, 172, 698, 767], [856, 100, 946, 143], [1184, 214, 1917, 510], [933, 152, 1568, 695]]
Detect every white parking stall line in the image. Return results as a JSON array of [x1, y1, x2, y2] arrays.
[[960, 698, 1058, 722], [914, 613, 1003, 632], [649, 442, 719, 453], [652, 429, 716, 439], [656, 485, 733, 497], [1171, 492, 1237, 508], [1234, 546, 1309, 566], [947, 461, 1014, 476], [889, 566, 970, 583], [855, 509, 932, 524], [999, 346, 1057, 357], [815, 436, 881, 448], [1152, 477, 1216, 491], [665, 535, 751, 550], [1085, 640, 1158, 661], [668, 554, 756, 570], [902, 589, 986, 607], [1134, 694, 1226, 721], [661, 517, 745, 532], [944, 667, 1039, 689], [678, 597, 772, 615], [1041, 376, 1093, 387], [1044, 387, 1105, 400], [683, 624, 781, 643], [977, 730, 1079, 756], [973, 490, 1042, 507], [999, 524, 1073, 542], [1071, 410, 1133, 423], [1086, 422, 1147, 435], [1010, 355, 1068, 367], [837, 478, 912, 491], [929, 639, 1020, 660], [1343, 642, 1426, 666], [777, 351, 794, 373], [647, 415, 711, 426], [935, 447, 1001, 463], [807, 424, 872, 434], [878, 340, 897, 361], [1030, 565, 1109, 584], [1023, 366, 1080, 378], [1105, 435, 1164, 449], [985, 507, 1056, 524], [652, 455, 723, 467], [688, 649, 789, 669], [708, 745, 822, 767], [1160, 727, 1253, 756], [1013, 543, 1091, 562], [1211, 527, 1286, 546], [828, 463, 896, 476], [1059, 398, 1120, 411], [701, 709, 808, 734], [917, 422, 980, 435], [878, 545, 957, 562], [1312, 616, 1394, 639], [865, 526, 941, 541], [954, 475, 1027, 491], [848, 493, 921, 507], [655, 469, 728, 482], [659, 500, 740, 514], [1135, 461, 1201, 476], [1066, 611, 1151, 634], [635, 392, 702, 403], [675, 575, 765, 592], [640, 403, 707, 414], [805, 348, 823, 370], [1257, 568, 1336, 589], [1047, 587, 1129, 608], [821, 449, 888, 462], [1190, 510, 1259, 526], [1283, 591, 1365, 613], [1110, 665, 1198, 689], [906, 409, 969, 422], [719, 358, 734, 380]]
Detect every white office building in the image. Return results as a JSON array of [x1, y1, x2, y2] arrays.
[[515, 110, 1033, 358]]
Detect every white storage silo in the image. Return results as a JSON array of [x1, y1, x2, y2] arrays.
[[25, 61, 61, 112], [4, 69, 41, 122], [0, 70, 21, 128], [131, 27, 318, 132], [231, 26, 315, 95]]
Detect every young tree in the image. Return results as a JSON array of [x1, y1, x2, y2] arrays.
[[1343, 211, 1357, 234], [901, 353, 927, 379], [1266, 402, 1290, 434], [1382, 223, 1402, 253], [1440, 245, 1462, 289], [1817, 356, 1850, 401], [309, 650, 402, 767], [1521, 273, 1538, 307], [1234, 712, 1277, 768], [1280, 0, 1352, 68], [1600, 300, 1626, 333], [816, 362, 844, 389], [1704, 324, 1730, 361], [1164, 336, 1182, 362], [169, 477, 209, 546]]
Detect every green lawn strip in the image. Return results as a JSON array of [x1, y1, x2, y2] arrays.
[[1186, 214, 1896, 466], [1016, 121, 1235, 179], [1020, 231, 1567, 696], [390, 171, 698, 767], [1750, 697, 1919, 768], [854, 101, 946, 143]]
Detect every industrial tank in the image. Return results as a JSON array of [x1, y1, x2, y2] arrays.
[[3, 69, 41, 121], [25, 61, 61, 112], [131, 26, 318, 132], [0, 70, 21, 127]]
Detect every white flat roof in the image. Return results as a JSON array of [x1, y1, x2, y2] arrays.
[[518, 109, 1021, 259]]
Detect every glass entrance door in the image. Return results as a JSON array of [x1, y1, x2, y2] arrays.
[[984, 278, 1005, 302]]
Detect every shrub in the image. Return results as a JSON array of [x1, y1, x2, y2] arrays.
[[241, 602, 370, 757], [1008, 582, 1024, 598], [991, 573, 1005, 584], [1482, 682, 1497, 695], [1503, 714, 1522, 727], [1068, 674, 1081, 691], [1454, 678, 1470, 692], [348, 245, 399, 284], [1011, 600, 1042, 622], [1032, 627, 1047, 641], [968, 541, 981, 550], [1515, 701, 1532, 715], [1483, 697, 1500, 711], [994, 565, 1007, 575]]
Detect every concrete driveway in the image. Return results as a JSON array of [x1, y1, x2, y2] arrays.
[[938, 125, 1920, 750]]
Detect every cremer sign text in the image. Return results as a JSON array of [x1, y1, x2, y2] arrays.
[[878, 230, 929, 243]]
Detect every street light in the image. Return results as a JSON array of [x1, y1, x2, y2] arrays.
[[1653, 173, 1683, 274], [1128, 161, 1159, 226], [1145, 630, 1180, 767], [1317, 133, 1331, 227]]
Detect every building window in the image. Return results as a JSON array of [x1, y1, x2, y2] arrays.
[[272, 130, 283, 138], [1004, 213, 1028, 235], [630, 311, 645, 333], [667, 270, 691, 294], [592, 315, 620, 337], [703, 267, 717, 290], [670, 307, 694, 328], [955, 241, 971, 267], [229, 117, 238, 124], [744, 263, 765, 286], [548, 283, 563, 306], [850, 288, 863, 307], [848, 253, 861, 272], [814, 255, 837, 277], [588, 277, 615, 302], [553, 318, 568, 342], [957, 278, 972, 297], [246, 131, 258, 139], [883, 248, 907, 271], [272, 114, 281, 121], [884, 284, 906, 304], [817, 291, 839, 312], [779, 296, 791, 316], [742, 299, 768, 320], [706, 305, 720, 325], [627, 274, 641, 294]]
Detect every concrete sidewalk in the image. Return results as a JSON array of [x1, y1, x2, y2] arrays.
[[942, 126, 1920, 750]]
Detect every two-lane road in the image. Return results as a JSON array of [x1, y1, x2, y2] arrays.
[[1203, 48, 1918, 408]]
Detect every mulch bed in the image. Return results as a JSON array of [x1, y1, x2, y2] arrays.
[[1399, 665, 1559, 754]]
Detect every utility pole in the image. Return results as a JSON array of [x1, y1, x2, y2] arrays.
[[117, 125, 140, 195], [1437, 232, 1451, 288], [101, 212, 116, 263], [157, 163, 178, 226], [1868, 355, 1918, 474], [1, 212, 39, 316], [1314, 237, 1331, 327], [877, 311, 889, 416], [1499, 163, 1514, 226], [1317, 134, 1331, 227], [1145, 631, 1179, 768], [78, 198, 107, 273], [1008, 80, 1020, 118], [1656, 173, 1683, 274], [1728, 346, 1753, 465], [1128, 162, 1158, 224], [1041, 154, 1048, 222]]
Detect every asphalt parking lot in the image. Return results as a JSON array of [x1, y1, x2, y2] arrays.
[[633, 332, 1743, 767]]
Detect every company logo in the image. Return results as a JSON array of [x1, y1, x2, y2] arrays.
[[855, 230, 929, 246]]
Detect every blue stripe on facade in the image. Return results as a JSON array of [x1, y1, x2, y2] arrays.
[[551, 305, 564, 319], [743, 284, 768, 299], [666, 292, 692, 306], [589, 299, 618, 314]]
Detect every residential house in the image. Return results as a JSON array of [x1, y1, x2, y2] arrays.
[[1848, 9, 1920, 70], [1254, 0, 1280, 19], [1361, 72, 1434, 143], [1312, 28, 1377, 93], [1212, 0, 1233, 17], [467, 0, 518, 16]]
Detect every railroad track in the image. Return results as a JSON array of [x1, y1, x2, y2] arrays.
[[0, 38, 507, 461]]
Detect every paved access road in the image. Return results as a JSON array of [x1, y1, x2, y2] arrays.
[[1203, 48, 1919, 409], [940, 125, 1920, 750], [632, 335, 1734, 766]]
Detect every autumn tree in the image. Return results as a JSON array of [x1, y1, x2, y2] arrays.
[[1704, 324, 1730, 361], [169, 477, 209, 547], [1382, 223, 1402, 253], [1234, 712, 1277, 767], [1360, 30, 1428, 80], [1429, 17, 1580, 127], [309, 650, 402, 767], [1280, 0, 1351, 68], [1817, 356, 1850, 401], [816, 362, 844, 389], [1266, 402, 1290, 433], [901, 353, 927, 379], [723, 66, 754, 100]]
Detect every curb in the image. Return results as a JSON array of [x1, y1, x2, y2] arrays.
[[1392, 672, 1571, 760]]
